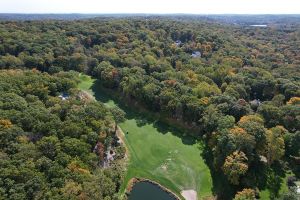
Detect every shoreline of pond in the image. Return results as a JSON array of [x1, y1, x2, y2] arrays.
[[125, 178, 182, 200]]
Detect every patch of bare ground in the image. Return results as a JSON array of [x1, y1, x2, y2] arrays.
[[181, 190, 197, 200]]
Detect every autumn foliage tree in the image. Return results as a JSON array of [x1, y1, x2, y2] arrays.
[[265, 126, 286, 165], [0, 70, 123, 199], [233, 188, 256, 200], [0, 119, 12, 129], [223, 151, 249, 185]]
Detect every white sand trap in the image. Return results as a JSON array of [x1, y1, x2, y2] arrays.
[[181, 190, 197, 200]]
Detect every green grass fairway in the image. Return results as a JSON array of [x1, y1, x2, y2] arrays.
[[78, 74, 116, 107], [78, 74, 213, 199], [78, 74, 95, 92], [119, 119, 213, 199]]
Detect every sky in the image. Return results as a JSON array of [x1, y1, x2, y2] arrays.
[[1, 0, 300, 14]]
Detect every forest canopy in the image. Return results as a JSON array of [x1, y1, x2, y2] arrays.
[[0, 70, 125, 199], [0, 15, 299, 199]]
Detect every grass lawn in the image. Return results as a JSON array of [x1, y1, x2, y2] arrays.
[[78, 74, 116, 107], [78, 74, 213, 199], [119, 119, 212, 199], [78, 73, 95, 92]]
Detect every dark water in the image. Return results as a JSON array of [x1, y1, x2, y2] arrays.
[[128, 182, 177, 200]]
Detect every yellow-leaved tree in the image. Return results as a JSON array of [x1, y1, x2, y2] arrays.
[[223, 151, 249, 185], [265, 126, 286, 165], [234, 188, 256, 200]]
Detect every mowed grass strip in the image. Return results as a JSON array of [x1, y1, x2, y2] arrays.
[[78, 73, 95, 91]]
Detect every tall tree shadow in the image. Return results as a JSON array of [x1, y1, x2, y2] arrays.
[[91, 80, 239, 197], [90, 80, 196, 146], [200, 144, 236, 199]]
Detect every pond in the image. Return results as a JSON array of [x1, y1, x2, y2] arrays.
[[128, 181, 178, 200], [250, 24, 267, 27]]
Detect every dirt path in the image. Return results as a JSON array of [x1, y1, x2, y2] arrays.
[[116, 126, 129, 158]]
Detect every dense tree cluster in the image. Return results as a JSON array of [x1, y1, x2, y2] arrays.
[[0, 70, 124, 200], [0, 16, 299, 199]]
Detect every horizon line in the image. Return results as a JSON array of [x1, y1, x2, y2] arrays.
[[1, 13, 300, 15]]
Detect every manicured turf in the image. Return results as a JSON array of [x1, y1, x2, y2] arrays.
[[78, 74, 213, 199], [119, 118, 213, 199], [78, 74, 95, 92], [78, 74, 116, 107]]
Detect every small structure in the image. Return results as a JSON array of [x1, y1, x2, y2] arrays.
[[259, 155, 267, 164], [58, 93, 69, 100], [237, 98, 247, 106], [175, 40, 182, 46], [296, 181, 300, 194], [250, 99, 261, 110], [191, 51, 201, 58], [103, 149, 116, 168]]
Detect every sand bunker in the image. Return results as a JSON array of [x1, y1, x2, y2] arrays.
[[181, 190, 197, 200]]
